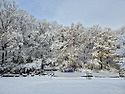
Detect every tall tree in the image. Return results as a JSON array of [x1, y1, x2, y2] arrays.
[[0, 0, 19, 65]]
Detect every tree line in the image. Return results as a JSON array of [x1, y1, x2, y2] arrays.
[[0, 0, 125, 74]]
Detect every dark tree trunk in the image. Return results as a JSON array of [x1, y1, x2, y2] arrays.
[[1, 45, 5, 65], [1, 43, 7, 65], [4, 44, 7, 63], [100, 64, 103, 69], [2, 52, 4, 65]]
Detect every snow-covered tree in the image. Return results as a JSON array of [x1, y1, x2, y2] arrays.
[[0, 0, 19, 65], [50, 24, 96, 71], [114, 26, 125, 70]]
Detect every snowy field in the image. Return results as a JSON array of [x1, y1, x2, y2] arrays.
[[0, 76, 125, 94]]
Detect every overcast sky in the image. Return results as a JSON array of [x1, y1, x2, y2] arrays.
[[8, 0, 125, 29]]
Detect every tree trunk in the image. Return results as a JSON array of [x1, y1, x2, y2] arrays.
[[1, 46, 5, 66], [1, 43, 7, 65], [4, 44, 7, 63]]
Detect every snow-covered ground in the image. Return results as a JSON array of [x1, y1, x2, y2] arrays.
[[54, 71, 120, 77], [0, 76, 125, 94]]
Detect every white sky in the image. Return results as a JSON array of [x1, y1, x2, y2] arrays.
[[7, 0, 125, 29]]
